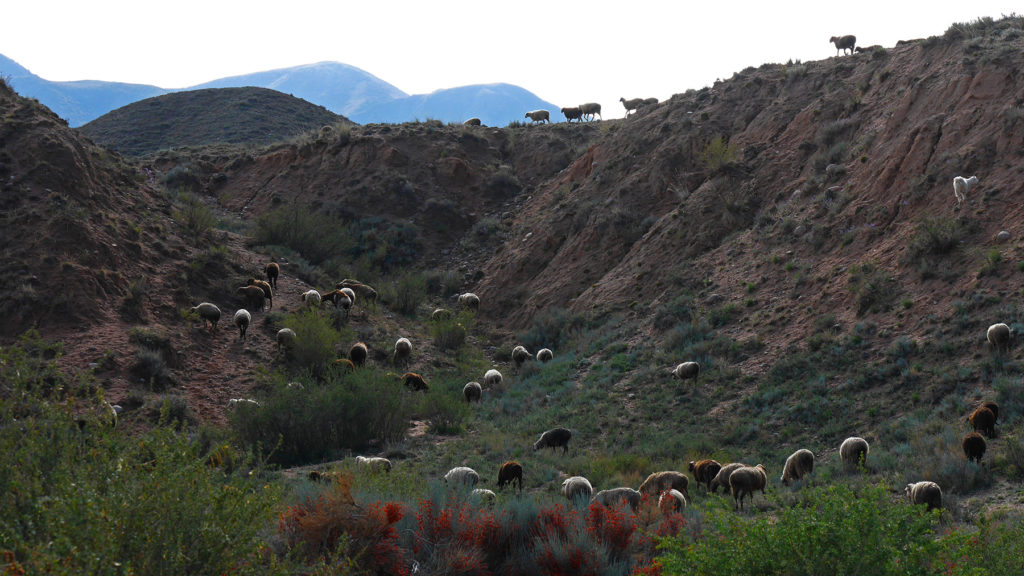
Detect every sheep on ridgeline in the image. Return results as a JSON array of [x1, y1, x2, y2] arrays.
[[463, 381, 482, 403], [525, 109, 550, 124], [472, 488, 497, 505], [497, 461, 524, 492], [464, 117, 482, 126], [986, 323, 1010, 354], [688, 459, 722, 492], [248, 278, 274, 310], [431, 308, 452, 322], [643, 97, 658, 107], [444, 466, 480, 487], [321, 289, 352, 310], [534, 427, 572, 453], [729, 464, 767, 511], [638, 471, 691, 501], [830, 35, 857, 55], [579, 102, 602, 121], [620, 97, 644, 116], [840, 437, 870, 469], [233, 309, 251, 340], [458, 292, 480, 311], [264, 262, 280, 290], [671, 361, 700, 381], [355, 455, 392, 473], [709, 462, 748, 493], [905, 481, 942, 511], [276, 328, 296, 352], [236, 285, 266, 313], [562, 476, 593, 503], [561, 106, 584, 123], [953, 175, 979, 209], [401, 372, 429, 392], [350, 342, 369, 367], [536, 348, 553, 363], [592, 487, 642, 511], [962, 432, 987, 463], [393, 337, 412, 367], [659, 489, 688, 513], [336, 279, 378, 306], [485, 368, 503, 388], [512, 345, 531, 370], [780, 449, 815, 485], [190, 302, 221, 331], [968, 406, 997, 439]]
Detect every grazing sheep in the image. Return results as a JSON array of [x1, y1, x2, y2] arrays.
[[264, 262, 280, 290], [472, 488, 497, 505], [484, 368, 503, 388], [276, 328, 296, 352], [463, 381, 482, 403], [953, 175, 979, 209], [561, 106, 584, 123], [639, 471, 691, 501], [620, 97, 645, 116], [321, 289, 352, 310], [228, 398, 259, 409], [236, 286, 266, 313], [968, 406, 996, 439], [709, 462, 748, 494], [458, 292, 480, 311], [233, 309, 251, 340], [335, 279, 378, 305], [905, 481, 942, 511], [355, 455, 392, 473], [688, 459, 723, 492], [190, 302, 221, 331], [780, 449, 815, 485], [393, 337, 412, 366], [301, 289, 322, 308], [333, 358, 355, 371], [592, 487, 642, 511], [729, 464, 767, 511], [431, 308, 452, 322], [986, 323, 1010, 354], [982, 401, 1000, 423], [962, 432, 987, 463], [401, 372, 429, 392], [562, 476, 593, 503], [464, 117, 482, 126], [830, 35, 857, 55], [840, 437, 870, 469], [349, 342, 368, 366], [536, 348, 553, 363], [671, 361, 700, 381], [339, 287, 356, 304], [248, 278, 274, 310], [444, 466, 480, 487], [497, 461, 524, 493], [659, 489, 688, 513], [579, 102, 602, 121], [534, 427, 572, 453], [512, 345, 531, 369], [525, 109, 550, 124]]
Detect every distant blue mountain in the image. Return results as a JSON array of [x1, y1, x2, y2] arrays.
[[0, 54, 562, 127]]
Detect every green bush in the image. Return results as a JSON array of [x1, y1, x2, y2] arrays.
[[174, 192, 216, 241], [284, 309, 344, 374], [383, 271, 428, 316], [431, 314, 470, 350], [700, 136, 738, 175]]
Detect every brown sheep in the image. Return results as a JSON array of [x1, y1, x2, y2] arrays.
[[688, 459, 722, 492], [962, 432, 987, 463], [830, 34, 857, 55], [497, 461, 523, 493], [981, 401, 1000, 423], [561, 106, 583, 123], [533, 427, 572, 453], [579, 102, 602, 121], [333, 358, 355, 372], [248, 278, 273, 310], [401, 372, 429, 392], [638, 471, 691, 502], [463, 381, 482, 403], [905, 481, 942, 511], [968, 406, 996, 439], [264, 262, 280, 290], [709, 462, 747, 494], [349, 342, 369, 366], [780, 449, 815, 485], [729, 464, 767, 511], [235, 285, 265, 313]]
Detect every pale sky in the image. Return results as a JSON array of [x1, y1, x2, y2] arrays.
[[3, 1, 1019, 113]]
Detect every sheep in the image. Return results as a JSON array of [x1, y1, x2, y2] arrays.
[[620, 97, 645, 116], [264, 262, 280, 290], [233, 309, 251, 340], [339, 287, 356, 305], [536, 348, 553, 363], [333, 358, 355, 371], [638, 471, 691, 501], [497, 461, 524, 492], [444, 466, 480, 487], [525, 109, 550, 124], [335, 279, 378, 305], [579, 102, 602, 121], [393, 337, 412, 367], [236, 286, 265, 313], [840, 437, 870, 469], [190, 302, 221, 331], [401, 372, 429, 392], [276, 328, 296, 352], [905, 481, 942, 511], [986, 322, 1010, 354], [780, 449, 815, 485], [658, 489, 688, 513], [248, 278, 274, 310], [534, 427, 572, 453], [968, 406, 996, 439], [301, 289, 322, 308], [592, 487, 642, 511], [463, 381, 482, 403], [484, 368, 503, 388], [709, 462, 747, 494], [561, 476, 593, 503], [512, 345, 531, 370], [228, 398, 260, 408], [671, 361, 700, 381], [729, 464, 767, 511], [320, 289, 352, 310], [349, 342, 368, 366], [688, 459, 722, 492], [355, 455, 392, 473], [464, 117, 482, 126], [953, 175, 978, 209], [458, 292, 480, 311], [561, 106, 584, 123], [962, 432, 987, 463], [431, 308, 453, 322], [830, 35, 857, 55], [642, 97, 659, 107], [982, 401, 1000, 423], [472, 488, 497, 505]]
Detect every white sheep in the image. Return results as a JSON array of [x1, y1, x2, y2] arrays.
[[355, 455, 392, 473], [986, 322, 1010, 354], [830, 35, 857, 55], [620, 97, 645, 116], [536, 348, 553, 363], [592, 487, 642, 511], [840, 436, 870, 469], [780, 449, 815, 485], [512, 345, 532, 369], [729, 464, 767, 511], [952, 175, 978, 209], [525, 110, 550, 124], [340, 287, 356, 305], [431, 308, 453, 322], [671, 361, 700, 381], [444, 466, 480, 487], [561, 476, 593, 503], [301, 289, 322, 308], [233, 309, 251, 340], [484, 368, 503, 388], [472, 488, 497, 505], [190, 302, 222, 331], [276, 328, 296, 352], [709, 462, 748, 493], [463, 381, 482, 403], [658, 488, 688, 513], [228, 398, 259, 408], [905, 481, 942, 511], [579, 102, 602, 121], [393, 337, 412, 367], [458, 292, 480, 311]]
